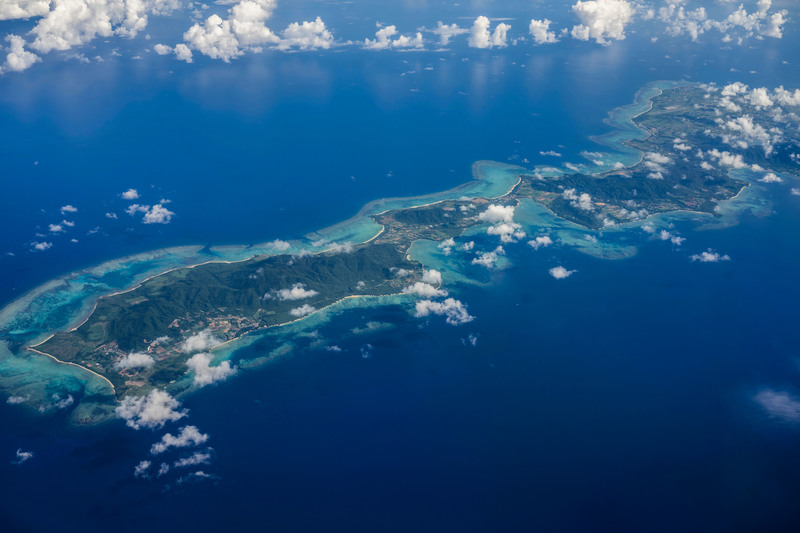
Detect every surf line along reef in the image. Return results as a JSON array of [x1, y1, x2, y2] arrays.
[[2, 80, 798, 424]]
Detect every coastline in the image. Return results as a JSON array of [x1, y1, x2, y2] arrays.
[[26, 346, 117, 397], [0, 80, 764, 423]]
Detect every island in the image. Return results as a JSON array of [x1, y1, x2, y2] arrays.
[[4, 81, 799, 422]]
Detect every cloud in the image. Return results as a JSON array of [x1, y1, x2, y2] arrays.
[[142, 203, 175, 224], [792, 188, 800, 197], [528, 235, 553, 250], [690, 248, 731, 262], [267, 239, 291, 251], [487, 222, 525, 243], [754, 389, 800, 423], [182, 0, 297, 61], [422, 269, 442, 285], [48, 224, 64, 233], [125, 204, 146, 215], [657, 3, 710, 42], [474, 202, 521, 241], [364, 25, 423, 50], [3, 34, 40, 73], [643, 152, 671, 178], [176, 470, 215, 484], [657, 0, 786, 43], [52, 393, 74, 409], [122, 188, 139, 200], [31, 241, 52, 251], [290, 304, 316, 317], [563, 188, 594, 211], [11, 448, 34, 465], [403, 282, 446, 297], [402, 269, 445, 296], [125, 202, 175, 224], [151, 425, 209, 454], [706, 149, 747, 169], [438, 237, 455, 255], [174, 43, 192, 62], [549, 266, 576, 279], [113, 351, 156, 370], [186, 352, 237, 387], [116, 389, 188, 430], [60, 204, 78, 213], [277, 17, 334, 50], [472, 250, 499, 268], [747, 87, 773, 108], [430, 21, 468, 46], [759, 172, 781, 183], [774, 86, 800, 107], [673, 139, 692, 152], [181, 329, 222, 354], [134, 460, 151, 478], [414, 298, 474, 325], [268, 283, 318, 301], [28, 0, 179, 54], [478, 204, 515, 224], [0, 1, 50, 21], [174, 451, 212, 468], [7, 395, 29, 405], [716, 0, 788, 40], [571, 0, 634, 44], [529, 19, 559, 44], [721, 115, 778, 156], [184, 14, 252, 62], [540, 150, 562, 157], [468, 16, 510, 49], [658, 230, 685, 246]]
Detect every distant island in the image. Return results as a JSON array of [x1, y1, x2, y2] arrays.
[[5, 81, 799, 423]]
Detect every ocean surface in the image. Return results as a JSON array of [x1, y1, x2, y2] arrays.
[[2, 3, 800, 531]]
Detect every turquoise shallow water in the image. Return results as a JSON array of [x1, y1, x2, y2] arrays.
[[2, 14, 800, 527], [0, 79, 781, 420]]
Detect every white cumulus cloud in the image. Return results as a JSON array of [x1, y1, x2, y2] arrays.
[[3, 34, 40, 73], [290, 304, 316, 317], [186, 353, 237, 387], [430, 21, 468, 46], [690, 248, 731, 262], [364, 25, 423, 50], [181, 329, 222, 353], [468, 16, 510, 49], [116, 389, 187, 430], [571, 0, 634, 44], [151, 425, 209, 454], [11, 448, 34, 465], [549, 266, 576, 279], [270, 283, 318, 301], [0, 1, 50, 21], [113, 351, 155, 370], [174, 451, 212, 468], [529, 19, 559, 44], [755, 389, 800, 423], [415, 298, 474, 325], [277, 16, 334, 50], [528, 235, 553, 250]]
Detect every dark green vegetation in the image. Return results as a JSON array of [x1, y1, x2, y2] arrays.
[[515, 84, 800, 228], [34, 84, 798, 401], [373, 200, 485, 247], [37, 243, 419, 395]]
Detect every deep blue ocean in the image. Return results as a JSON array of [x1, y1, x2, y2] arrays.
[[2, 2, 800, 531]]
